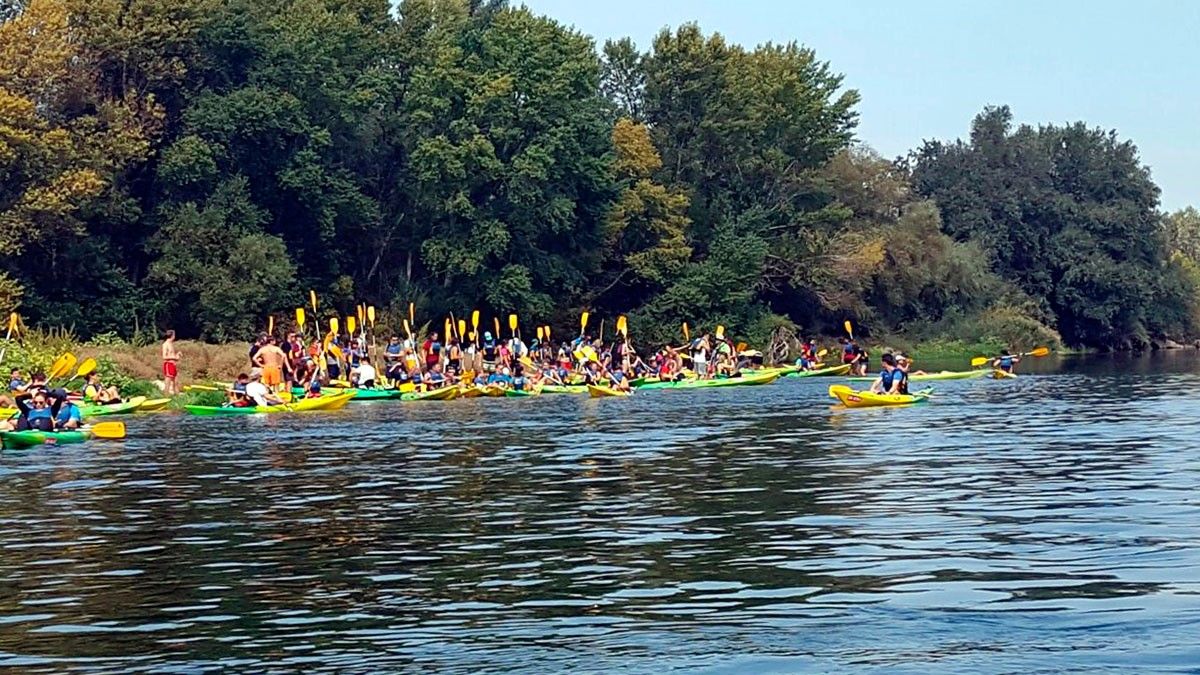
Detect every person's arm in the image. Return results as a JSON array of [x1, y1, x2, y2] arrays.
[[869, 376, 883, 394], [15, 393, 30, 415]]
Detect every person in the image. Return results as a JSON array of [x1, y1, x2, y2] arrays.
[[253, 337, 289, 392], [486, 366, 512, 388], [511, 363, 527, 391], [352, 356, 377, 389], [13, 389, 61, 431], [994, 349, 1020, 374], [870, 353, 906, 395], [303, 369, 323, 399], [55, 390, 83, 429], [243, 370, 283, 407], [24, 372, 48, 396], [895, 353, 926, 378], [422, 332, 442, 370], [609, 366, 631, 392], [284, 332, 304, 386], [384, 336, 403, 381], [852, 342, 870, 376], [161, 330, 181, 395], [426, 362, 447, 389], [249, 334, 266, 368], [446, 336, 462, 373], [482, 332, 498, 371], [82, 372, 122, 404], [8, 368, 26, 392], [227, 372, 252, 406]]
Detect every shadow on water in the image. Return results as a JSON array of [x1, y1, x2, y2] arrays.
[[0, 353, 1199, 671]]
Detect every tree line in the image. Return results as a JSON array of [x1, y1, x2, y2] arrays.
[[2, 0, 1196, 350]]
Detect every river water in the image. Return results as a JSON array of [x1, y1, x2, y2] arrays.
[[1, 354, 1199, 672]]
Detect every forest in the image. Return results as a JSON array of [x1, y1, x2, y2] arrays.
[[2, 0, 1198, 351]]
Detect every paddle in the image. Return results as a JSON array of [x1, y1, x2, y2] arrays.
[[493, 317, 500, 341], [580, 311, 589, 337], [682, 322, 690, 342], [457, 318, 466, 340], [48, 353, 76, 381], [268, 315, 275, 336], [347, 316, 357, 336], [545, 325, 552, 344], [509, 313, 518, 338], [88, 421, 126, 439], [0, 312, 18, 366], [537, 326, 544, 342], [844, 319, 854, 341], [716, 324, 725, 341], [75, 358, 97, 379], [409, 302, 415, 328], [295, 308, 306, 336], [970, 346, 1050, 368]]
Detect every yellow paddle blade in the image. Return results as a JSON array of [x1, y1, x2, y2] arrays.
[[457, 319, 466, 338], [617, 315, 628, 337], [1028, 346, 1050, 357], [268, 315, 275, 334], [367, 306, 375, 325], [330, 317, 339, 334], [408, 302, 415, 325], [403, 319, 411, 336], [736, 341, 747, 353], [508, 314, 518, 333], [347, 316, 357, 334], [844, 319, 853, 338], [682, 322, 690, 341], [817, 348, 828, 358], [970, 356, 990, 367], [295, 307, 305, 329], [471, 309, 480, 329], [828, 384, 852, 399], [536, 326, 544, 341], [309, 290, 318, 312], [49, 353, 76, 380], [356, 305, 364, 324], [580, 311, 589, 333], [715, 324, 725, 340], [444, 318, 451, 339], [89, 421, 126, 439], [329, 344, 344, 359], [469, 331, 476, 341], [493, 317, 500, 337], [75, 358, 97, 379], [7, 312, 17, 332]]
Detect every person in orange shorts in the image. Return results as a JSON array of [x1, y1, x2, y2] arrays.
[[252, 336, 289, 392]]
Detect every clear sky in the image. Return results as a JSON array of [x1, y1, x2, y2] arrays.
[[520, 0, 1199, 211]]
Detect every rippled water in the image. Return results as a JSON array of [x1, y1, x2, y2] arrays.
[[2, 355, 1200, 672]]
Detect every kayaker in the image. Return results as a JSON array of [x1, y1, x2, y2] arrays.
[[244, 370, 283, 407], [54, 389, 83, 429], [351, 356, 377, 389], [384, 336, 405, 382], [993, 349, 1020, 374], [13, 390, 61, 431], [82, 372, 122, 405], [325, 336, 342, 381], [9, 368, 26, 391], [161, 330, 181, 395], [486, 366, 512, 388], [304, 372, 323, 398], [608, 366, 631, 392], [227, 373, 252, 406], [252, 336, 289, 392], [870, 353, 906, 395], [852, 342, 870, 376], [426, 363, 447, 389], [895, 353, 927, 378], [24, 372, 48, 396], [511, 363, 527, 391]]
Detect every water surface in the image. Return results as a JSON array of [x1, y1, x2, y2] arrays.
[[1, 354, 1199, 672]]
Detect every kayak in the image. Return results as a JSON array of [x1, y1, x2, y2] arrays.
[[847, 369, 988, 382], [136, 398, 172, 412], [401, 387, 459, 402], [289, 387, 403, 401], [479, 385, 507, 398], [541, 384, 587, 395], [183, 391, 356, 416], [80, 396, 147, 417], [505, 388, 540, 398], [638, 372, 780, 390], [1, 429, 93, 450], [831, 386, 933, 408], [790, 364, 852, 378], [458, 386, 484, 398], [992, 369, 1018, 379], [588, 384, 630, 398]]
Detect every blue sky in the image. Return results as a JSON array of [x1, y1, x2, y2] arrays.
[[521, 0, 1199, 210]]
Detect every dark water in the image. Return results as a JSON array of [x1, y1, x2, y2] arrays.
[[2, 354, 1199, 672]]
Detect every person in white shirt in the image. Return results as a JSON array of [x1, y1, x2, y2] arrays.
[[352, 357, 377, 388], [244, 370, 283, 407]]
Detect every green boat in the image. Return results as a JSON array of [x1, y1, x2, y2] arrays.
[[504, 388, 540, 398], [1, 429, 92, 450], [79, 396, 147, 417], [289, 387, 403, 401], [847, 369, 989, 382], [789, 364, 852, 378], [184, 391, 356, 415], [638, 371, 780, 390]]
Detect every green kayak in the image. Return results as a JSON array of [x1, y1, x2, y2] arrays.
[[79, 396, 146, 417], [789, 364, 853, 378], [847, 369, 989, 382], [289, 387, 403, 401], [504, 388, 540, 398], [638, 372, 780, 390], [2, 429, 92, 450]]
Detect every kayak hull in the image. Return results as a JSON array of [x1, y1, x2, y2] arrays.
[[992, 369, 1018, 379], [504, 388, 540, 398], [541, 384, 587, 395], [289, 387, 404, 401], [183, 391, 356, 416], [2, 429, 92, 450], [847, 370, 987, 382], [136, 398, 172, 412], [790, 364, 852, 378], [401, 387, 459, 402], [638, 372, 780, 390], [833, 387, 933, 408], [80, 396, 147, 417], [588, 385, 630, 398]]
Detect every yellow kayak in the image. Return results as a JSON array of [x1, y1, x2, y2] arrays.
[[136, 398, 172, 412], [992, 369, 1018, 379], [458, 385, 484, 398], [829, 385, 933, 408], [588, 384, 630, 398]]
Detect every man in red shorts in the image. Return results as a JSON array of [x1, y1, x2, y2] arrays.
[[161, 330, 181, 395]]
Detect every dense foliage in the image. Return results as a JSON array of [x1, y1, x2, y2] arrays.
[[0, 0, 1193, 349]]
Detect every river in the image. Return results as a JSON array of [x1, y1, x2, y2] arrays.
[[1, 354, 1198, 672]]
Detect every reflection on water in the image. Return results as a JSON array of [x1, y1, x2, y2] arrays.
[[1, 355, 1199, 671]]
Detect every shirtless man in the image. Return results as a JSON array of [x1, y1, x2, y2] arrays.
[[161, 330, 181, 395], [253, 337, 290, 393]]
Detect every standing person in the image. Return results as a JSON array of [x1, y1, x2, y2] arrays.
[[853, 342, 870, 376], [161, 330, 181, 395], [249, 334, 266, 368], [446, 335, 462, 373], [423, 332, 442, 370], [691, 334, 710, 379], [253, 337, 289, 393]]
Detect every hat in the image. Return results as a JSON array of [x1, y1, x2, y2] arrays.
[[484, 331, 493, 340], [249, 368, 263, 379]]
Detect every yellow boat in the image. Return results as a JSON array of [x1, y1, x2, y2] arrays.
[[829, 384, 932, 408], [588, 384, 630, 398], [992, 369, 1018, 379], [136, 398, 172, 412]]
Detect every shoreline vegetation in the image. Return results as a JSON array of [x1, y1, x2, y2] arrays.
[[3, 0, 1200, 372]]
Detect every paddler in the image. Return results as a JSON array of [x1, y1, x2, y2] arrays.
[[351, 356, 377, 389], [426, 362, 447, 389], [244, 369, 283, 407], [54, 389, 82, 429], [869, 353, 906, 395], [9, 368, 25, 392], [9, 389, 61, 431], [82, 372, 122, 405], [993, 349, 1020, 374], [384, 336, 405, 382]]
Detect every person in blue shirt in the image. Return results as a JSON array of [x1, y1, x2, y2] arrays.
[[8, 368, 25, 392], [425, 363, 447, 389], [870, 353, 906, 395], [13, 390, 62, 431], [993, 349, 1020, 373], [384, 336, 404, 382], [511, 364, 527, 391], [486, 367, 512, 388], [55, 391, 83, 429]]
